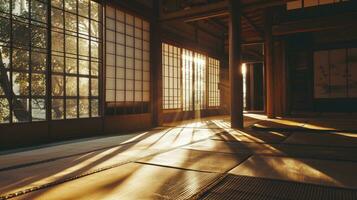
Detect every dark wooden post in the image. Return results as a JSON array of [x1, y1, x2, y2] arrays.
[[229, 0, 243, 128], [151, 0, 162, 126], [264, 8, 275, 118]]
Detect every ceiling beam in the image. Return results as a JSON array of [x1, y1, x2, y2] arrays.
[[273, 12, 357, 36], [160, 0, 229, 22], [242, 14, 263, 38], [160, 0, 289, 23]]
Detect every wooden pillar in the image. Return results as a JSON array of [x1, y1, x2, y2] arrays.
[[245, 64, 252, 111], [249, 64, 255, 110], [229, 0, 243, 128], [264, 8, 275, 118], [151, 0, 162, 126]]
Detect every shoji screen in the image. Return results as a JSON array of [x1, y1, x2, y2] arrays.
[[162, 43, 181, 109], [208, 57, 220, 107], [182, 49, 193, 111], [194, 53, 206, 110], [105, 5, 150, 113]]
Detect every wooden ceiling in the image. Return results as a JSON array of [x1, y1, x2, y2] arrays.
[[159, 0, 289, 61]]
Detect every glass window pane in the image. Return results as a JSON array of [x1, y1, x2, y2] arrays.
[[65, 35, 77, 55], [79, 59, 89, 75], [13, 98, 30, 122], [13, 72, 29, 96], [52, 99, 64, 119], [91, 78, 98, 96], [52, 0, 63, 9], [0, 98, 10, 123], [52, 31, 64, 52], [31, 0, 47, 23], [12, 49, 29, 70], [31, 98, 46, 121], [31, 26, 47, 49], [91, 99, 99, 117], [52, 75, 64, 96], [66, 99, 77, 119], [0, 17, 11, 43], [78, 16, 89, 35], [32, 73, 46, 96], [66, 76, 77, 96], [79, 99, 89, 118], [65, 12, 77, 32], [0, 0, 10, 13], [79, 77, 89, 96], [79, 38, 89, 56], [31, 52, 46, 72], [52, 55, 64, 73], [90, 1, 100, 21], [66, 57, 77, 73], [78, 0, 89, 17], [65, 0, 77, 13], [12, 0, 29, 17]]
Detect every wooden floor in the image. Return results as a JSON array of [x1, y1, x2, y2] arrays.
[[1, 114, 357, 199]]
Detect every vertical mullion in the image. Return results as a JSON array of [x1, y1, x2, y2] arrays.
[[192, 51, 195, 111], [47, 0, 52, 121], [9, 0, 13, 123], [62, 4, 66, 119], [76, 0, 79, 118], [29, 0, 32, 122], [131, 20, 137, 113], [346, 48, 349, 97], [140, 21, 144, 112], [88, 1, 92, 117], [124, 12, 127, 112], [180, 47, 183, 111], [114, 7, 117, 113]]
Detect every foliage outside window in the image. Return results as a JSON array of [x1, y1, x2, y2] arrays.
[[51, 0, 102, 120], [0, 0, 102, 124]]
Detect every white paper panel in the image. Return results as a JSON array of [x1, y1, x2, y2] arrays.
[[106, 42, 115, 54], [348, 48, 357, 97], [106, 66, 115, 78], [126, 91, 133, 101], [330, 49, 347, 98], [116, 44, 125, 56], [106, 78, 115, 90], [106, 30, 115, 42], [106, 18, 115, 30], [314, 51, 329, 98], [106, 54, 115, 66], [116, 78, 124, 90], [143, 92, 150, 101], [116, 67, 124, 79], [116, 21, 124, 33], [116, 91, 124, 101], [106, 6, 115, 18], [116, 10, 124, 22], [106, 90, 115, 101], [126, 69, 134, 80], [116, 56, 125, 67]]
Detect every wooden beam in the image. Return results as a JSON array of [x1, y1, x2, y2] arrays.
[[273, 12, 357, 36], [242, 14, 263, 38], [160, 0, 229, 22], [159, 0, 288, 22]]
